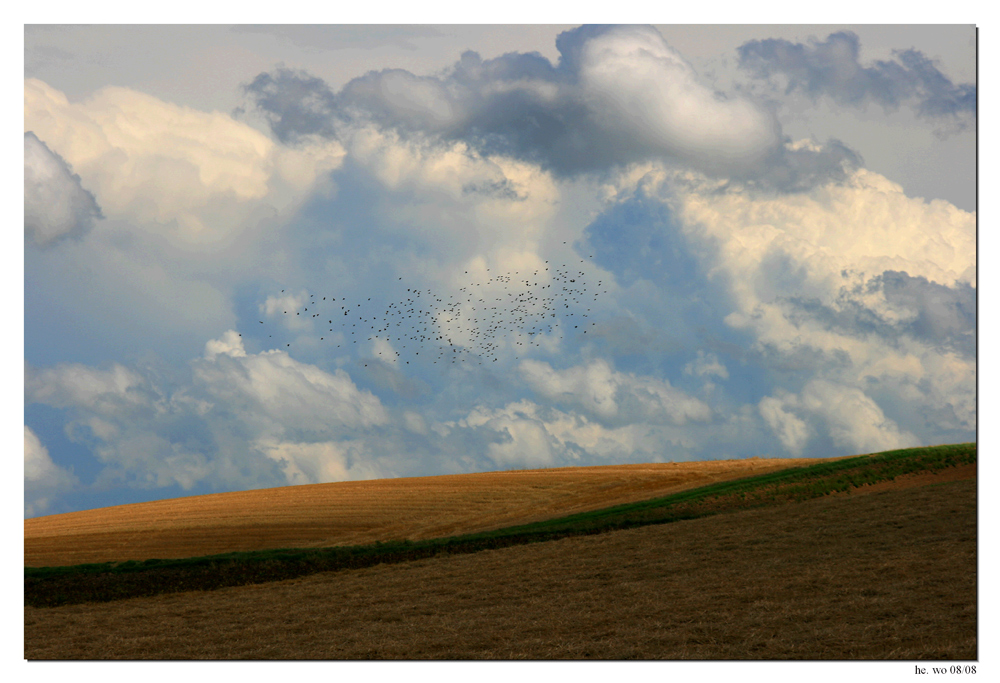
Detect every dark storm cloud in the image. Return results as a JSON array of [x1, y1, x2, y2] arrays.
[[243, 25, 855, 190], [737, 31, 976, 121], [24, 132, 103, 248]]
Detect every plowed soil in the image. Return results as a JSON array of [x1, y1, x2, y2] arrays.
[[25, 457, 836, 567], [24, 472, 976, 660]]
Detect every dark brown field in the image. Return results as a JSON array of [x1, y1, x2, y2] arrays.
[[24, 468, 976, 660]]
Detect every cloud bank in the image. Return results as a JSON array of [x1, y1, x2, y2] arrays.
[[24, 26, 975, 517], [244, 25, 860, 190]]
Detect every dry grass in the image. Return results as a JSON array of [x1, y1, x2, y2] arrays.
[[24, 473, 976, 660], [25, 457, 833, 567]]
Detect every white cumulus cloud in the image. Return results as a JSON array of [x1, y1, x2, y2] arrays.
[[24, 78, 345, 242], [520, 358, 711, 425], [801, 380, 921, 454], [759, 381, 920, 456], [684, 350, 729, 379], [257, 439, 382, 485], [24, 333, 390, 496], [454, 398, 705, 470], [25, 362, 150, 414], [575, 25, 780, 175], [758, 395, 811, 456], [192, 332, 388, 435], [661, 164, 973, 440], [204, 329, 247, 359]]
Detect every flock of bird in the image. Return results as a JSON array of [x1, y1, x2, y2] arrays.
[[264, 250, 608, 367]]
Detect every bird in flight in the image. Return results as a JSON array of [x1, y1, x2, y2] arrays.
[[258, 253, 604, 369]]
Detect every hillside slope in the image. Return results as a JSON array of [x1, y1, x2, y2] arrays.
[[25, 457, 831, 567]]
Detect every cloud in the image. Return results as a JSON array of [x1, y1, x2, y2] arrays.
[[23, 78, 348, 367], [674, 165, 975, 302], [457, 400, 584, 469], [24, 131, 102, 247], [758, 380, 920, 457], [684, 350, 729, 380], [672, 164, 974, 439], [786, 270, 976, 358], [204, 329, 247, 359], [587, 160, 974, 453], [22, 28, 977, 518], [24, 78, 345, 242], [801, 380, 921, 454], [758, 395, 810, 455], [876, 272, 976, 352], [191, 332, 388, 436], [24, 426, 78, 517], [584, 188, 704, 292], [261, 290, 314, 332], [241, 68, 339, 143], [519, 358, 712, 426], [257, 439, 383, 485], [26, 231, 240, 366], [467, 401, 559, 469], [454, 398, 714, 470], [581, 316, 684, 358], [25, 362, 151, 414], [243, 25, 854, 190], [287, 125, 562, 287], [737, 31, 976, 125], [520, 359, 619, 419], [24, 332, 391, 494], [23, 363, 215, 493], [89, 432, 214, 492], [254, 124, 571, 359]]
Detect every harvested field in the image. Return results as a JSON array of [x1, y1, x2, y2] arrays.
[[24, 473, 976, 660], [25, 457, 833, 567]]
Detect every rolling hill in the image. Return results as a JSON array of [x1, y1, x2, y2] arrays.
[[25, 456, 835, 567]]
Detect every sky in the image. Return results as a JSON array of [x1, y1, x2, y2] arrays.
[[22, 22, 978, 519]]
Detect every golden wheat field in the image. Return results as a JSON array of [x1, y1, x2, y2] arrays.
[[25, 457, 835, 567]]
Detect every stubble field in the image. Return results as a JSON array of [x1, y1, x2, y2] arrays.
[[25, 457, 834, 567], [25, 471, 976, 659]]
